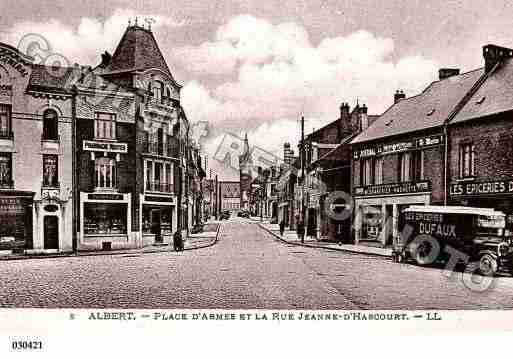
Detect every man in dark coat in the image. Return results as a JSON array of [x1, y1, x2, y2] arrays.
[[279, 220, 285, 237], [297, 220, 305, 243]]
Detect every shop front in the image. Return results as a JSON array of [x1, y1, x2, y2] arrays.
[[0, 191, 34, 253], [353, 181, 431, 246], [79, 192, 132, 250], [450, 178, 513, 232], [140, 194, 176, 246]]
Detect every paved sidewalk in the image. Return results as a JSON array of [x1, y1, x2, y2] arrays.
[[0, 223, 221, 261], [258, 221, 392, 257]]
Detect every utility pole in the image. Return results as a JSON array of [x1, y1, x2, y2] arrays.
[[301, 115, 306, 243], [215, 174, 218, 220]]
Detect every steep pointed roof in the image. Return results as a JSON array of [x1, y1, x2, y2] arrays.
[[103, 25, 174, 79], [239, 133, 252, 164]]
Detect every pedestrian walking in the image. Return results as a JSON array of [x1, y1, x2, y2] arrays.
[[297, 220, 305, 243], [279, 220, 285, 237], [173, 230, 184, 252]]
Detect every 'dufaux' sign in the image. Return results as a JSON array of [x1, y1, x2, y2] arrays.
[[450, 179, 513, 196], [83, 140, 128, 153]]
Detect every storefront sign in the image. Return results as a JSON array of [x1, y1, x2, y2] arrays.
[[83, 140, 128, 153], [88, 193, 124, 201], [450, 179, 513, 196], [353, 134, 444, 159], [144, 196, 174, 203], [0, 47, 29, 77], [354, 180, 431, 196]]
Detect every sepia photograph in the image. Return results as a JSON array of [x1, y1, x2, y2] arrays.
[[1, 0, 513, 356]]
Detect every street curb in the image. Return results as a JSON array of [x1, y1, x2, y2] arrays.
[[256, 222, 392, 259], [183, 223, 221, 251], [0, 224, 221, 262]]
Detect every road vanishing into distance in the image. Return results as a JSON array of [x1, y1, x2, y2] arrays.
[[1, 218, 513, 309]]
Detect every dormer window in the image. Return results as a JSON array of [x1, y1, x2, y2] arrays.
[[42, 109, 59, 141]]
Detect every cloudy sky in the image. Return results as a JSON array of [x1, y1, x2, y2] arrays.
[[2, 0, 513, 180]]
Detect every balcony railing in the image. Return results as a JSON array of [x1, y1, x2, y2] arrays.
[[0, 129, 14, 140], [146, 181, 173, 193], [145, 140, 179, 158]]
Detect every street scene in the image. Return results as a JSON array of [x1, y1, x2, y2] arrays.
[[2, 217, 513, 309], [2, 1, 513, 312]]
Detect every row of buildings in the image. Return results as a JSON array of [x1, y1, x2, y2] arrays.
[[0, 23, 206, 254], [262, 43, 513, 245]]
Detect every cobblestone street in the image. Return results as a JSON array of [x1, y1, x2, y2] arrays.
[[1, 219, 512, 309]]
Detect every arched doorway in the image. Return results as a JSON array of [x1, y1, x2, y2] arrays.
[[43, 216, 59, 249]]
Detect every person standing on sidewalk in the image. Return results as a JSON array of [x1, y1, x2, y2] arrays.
[[297, 220, 305, 243], [279, 220, 285, 237]]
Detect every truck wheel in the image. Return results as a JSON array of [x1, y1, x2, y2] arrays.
[[479, 254, 498, 277], [414, 240, 435, 266]]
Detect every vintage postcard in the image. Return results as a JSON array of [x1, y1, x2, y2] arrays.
[[0, 0, 513, 356]]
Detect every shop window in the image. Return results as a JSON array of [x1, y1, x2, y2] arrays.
[[362, 206, 383, 240], [459, 143, 475, 178], [42, 109, 58, 141], [94, 112, 116, 140], [84, 203, 127, 234], [95, 157, 116, 189], [42, 154, 59, 187], [0, 104, 12, 139], [142, 207, 172, 235], [0, 153, 12, 187]]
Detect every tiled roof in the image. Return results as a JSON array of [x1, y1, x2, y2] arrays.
[[451, 58, 513, 124], [27, 64, 75, 92], [351, 68, 485, 144], [103, 25, 175, 81]]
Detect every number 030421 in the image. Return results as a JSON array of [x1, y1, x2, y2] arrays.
[[12, 340, 43, 350]]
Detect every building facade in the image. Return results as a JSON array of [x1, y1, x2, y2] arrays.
[[0, 22, 205, 254], [0, 42, 74, 254], [303, 102, 378, 242], [447, 44, 513, 229], [350, 68, 482, 246], [219, 181, 240, 212]]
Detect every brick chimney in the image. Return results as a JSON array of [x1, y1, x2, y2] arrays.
[[340, 102, 350, 118], [483, 44, 513, 72], [394, 90, 405, 104], [439, 68, 460, 80], [359, 104, 369, 131]]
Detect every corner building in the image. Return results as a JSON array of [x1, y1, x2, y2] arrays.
[[76, 24, 188, 250]]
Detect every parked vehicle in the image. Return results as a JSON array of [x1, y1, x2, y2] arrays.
[[240, 210, 250, 218], [394, 205, 513, 276]]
